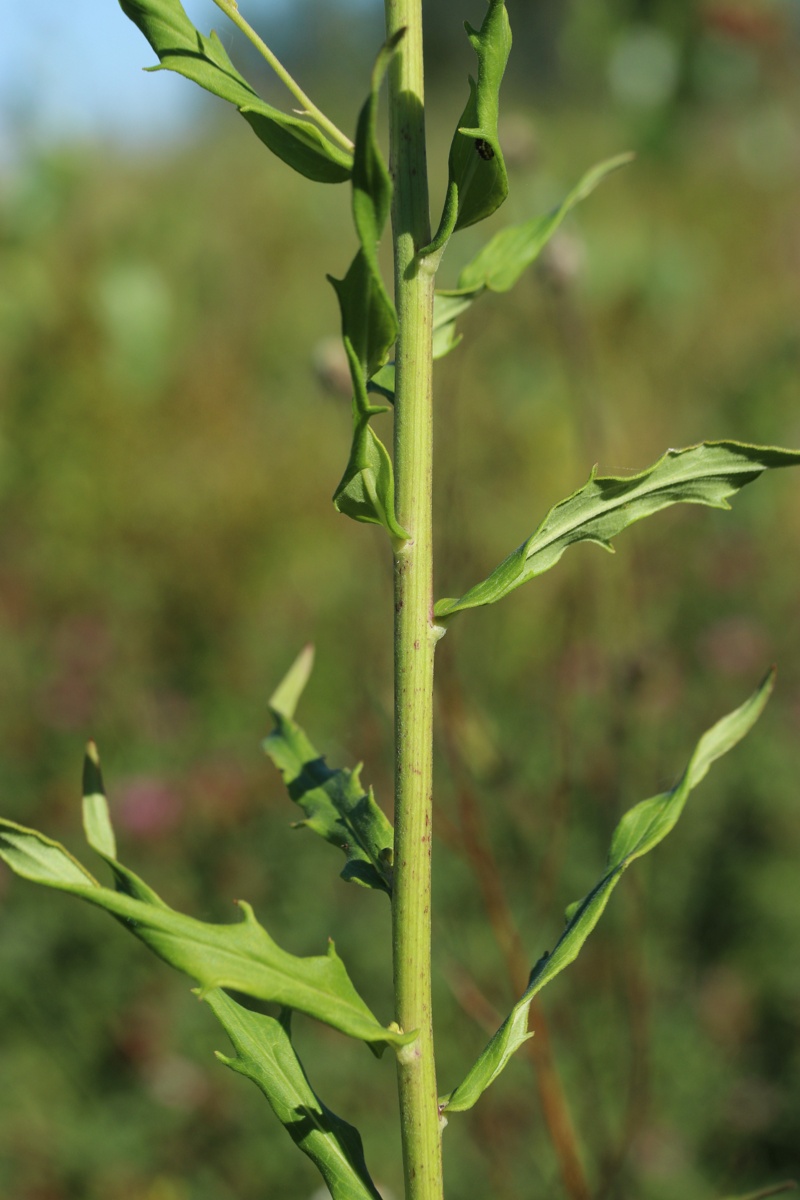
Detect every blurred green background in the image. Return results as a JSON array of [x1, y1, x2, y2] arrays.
[[1, 2, 799, 1198]]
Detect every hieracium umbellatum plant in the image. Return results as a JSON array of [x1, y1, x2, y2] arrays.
[[1, 3, 798, 1199]]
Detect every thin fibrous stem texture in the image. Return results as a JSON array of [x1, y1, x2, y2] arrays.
[[211, 0, 355, 152], [385, 2, 443, 1198]]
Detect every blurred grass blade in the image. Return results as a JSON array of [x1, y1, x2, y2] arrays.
[[203, 989, 383, 1200], [266, 649, 394, 895], [119, 0, 352, 182], [423, 0, 511, 257], [432, 154, 632, 359], [441, 671, 775, 1113], [435, 441, 800, 620], [0, 817, 408, 1050], [720, 1183, 797, 1200], [329, 33, 406, 543]]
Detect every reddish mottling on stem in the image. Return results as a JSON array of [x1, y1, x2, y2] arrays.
[[413, 639, 420, 649]]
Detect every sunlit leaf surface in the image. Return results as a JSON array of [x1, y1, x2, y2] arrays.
[[203, 989, 383, 1199], [436, 442, 800, 620], [119, 0, 353, 181], [329, 34, 406, 541], [432, 154, 632, 359], [441, 671, 775, 1112], [265, 648, 394, 895], [0, 757, 407, 1050], [424, 0, 511, 256]]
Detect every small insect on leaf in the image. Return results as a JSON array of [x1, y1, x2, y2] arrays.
[[474, 138, 495, 161]]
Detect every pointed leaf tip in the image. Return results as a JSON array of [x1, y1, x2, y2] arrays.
[[269, 645, 315, 719], [441, 672, 775, 1113], [81, 742, 117, 860], [384, 26, 407, 57], [435, 441, 800, 620], [82, 740, 104, 797], [329, 36, 408, 544], [457, 151, 634, 295], [430, 151, 633, 361], [423, 0, 511, 257], [264, 664, 395, 895], [0, 818, 402, 1046]]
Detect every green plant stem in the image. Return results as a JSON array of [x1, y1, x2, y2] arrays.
[[211, 0, 355, 153], [385, 3, 443, 1199]]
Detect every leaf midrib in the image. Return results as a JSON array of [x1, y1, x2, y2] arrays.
[[522, 448, 761, 570], [70, 884, 386, 1035]]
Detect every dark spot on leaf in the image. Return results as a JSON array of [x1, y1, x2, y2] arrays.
[[474, 138, 495, 161]]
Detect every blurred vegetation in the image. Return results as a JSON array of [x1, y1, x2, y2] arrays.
[[1, 2, 800, 1198]]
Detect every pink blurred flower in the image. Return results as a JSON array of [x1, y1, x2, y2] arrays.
[[116, 775, 182, 839]]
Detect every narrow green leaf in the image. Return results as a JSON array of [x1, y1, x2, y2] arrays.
[[328, 31, 399, 378], [423, 0, 511, 257], [203, 989, 383, 1200], [328, 34, 407, 544], [431, 293, 472, 361], [329, 255, 396, 394], [0, 819, 408, 1050], [367, 155, 631, 391], [265, 650, 394, 895], [81, 743, 167, 907], [333, 416, 406, 543], [119, 0, 352, 183], [349, 32, 400, 377], [430, 153, 632, 359], [81, 741, 116, 860], [332, 347, 408, 545], [269, 643, 316, 721], [0, 822, 100, 890], [435, 441, 800, 620], [458, 153, 633, 294], [441, 672, 775, 1113]]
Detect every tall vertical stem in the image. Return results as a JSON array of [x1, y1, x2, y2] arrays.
[[384, 2, 443, 1198]]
